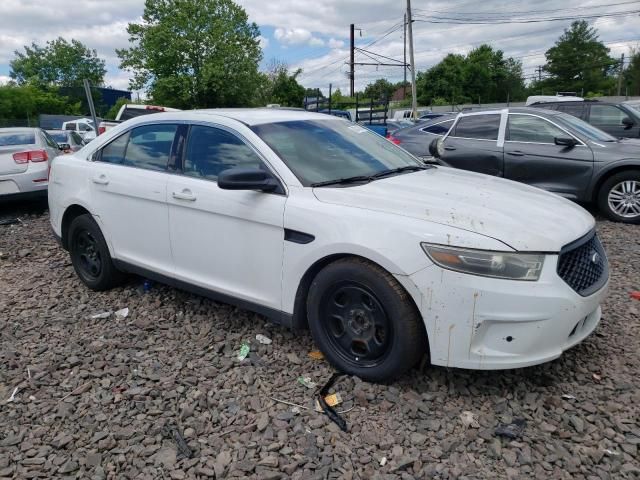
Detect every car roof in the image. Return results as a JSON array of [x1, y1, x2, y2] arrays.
[[147, 108, 345, 126], [0, 127, 39, 132]]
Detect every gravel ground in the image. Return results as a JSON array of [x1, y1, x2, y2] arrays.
[[1, 200, 639, 480]]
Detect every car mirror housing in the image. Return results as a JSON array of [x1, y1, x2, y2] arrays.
[[58, 143, 71, 151], [554, 136, 577, 147], [622, 117, 635, 129], [217, 167, 280, 193]]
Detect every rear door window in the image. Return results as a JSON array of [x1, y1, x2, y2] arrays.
[[422, 120, 454, 135], [556, 103, 585, 117], [123, 124, 177, 171], [98, 132, 130, 164], [453, 115, 500, 140], [183, 125, 263, 181]]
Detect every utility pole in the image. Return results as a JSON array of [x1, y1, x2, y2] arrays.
[[83, 79, 99, 137], [403, 13, 407, 100], [350, 24, 355, 97], [617, 53, 625, 96], [537, 66, 542, 82], [406, 0, 418, 119]]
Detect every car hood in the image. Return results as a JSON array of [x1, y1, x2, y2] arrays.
[[591, 138, 640, 156], [312, 167, 594, 252]]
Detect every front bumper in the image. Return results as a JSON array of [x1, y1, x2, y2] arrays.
[[402, 253, 608, 370]]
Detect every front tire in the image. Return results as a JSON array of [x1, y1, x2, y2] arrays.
[[307, 258, 426, 382], [597, 170, 640, 224], [68, 214, 125, 290]]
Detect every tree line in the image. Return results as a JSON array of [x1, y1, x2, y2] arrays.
[[2, 0, 639, 123]]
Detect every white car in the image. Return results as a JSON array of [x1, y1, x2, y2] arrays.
[[48, 109, 609, 381], [0, 128, 62, 200]]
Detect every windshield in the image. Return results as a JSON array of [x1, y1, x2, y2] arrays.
[[252, 120, 421, 186], [554, 112, 616, 142], [0, 132, 35, 146], [626, 103, 640, 114]]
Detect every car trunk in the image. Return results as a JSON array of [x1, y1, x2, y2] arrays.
[[0, 145, 31, 175]]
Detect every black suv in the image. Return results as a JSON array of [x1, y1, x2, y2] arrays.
[[530, 100, 640, 139]]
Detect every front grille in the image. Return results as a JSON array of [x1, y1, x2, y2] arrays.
[[557, 231, 608, 296]]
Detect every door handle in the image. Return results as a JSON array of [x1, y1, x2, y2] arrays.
[[92, 174, 109, 185], [444, 146, 456, 151], [507, 151, 525, 156], [172, 189, 196, 201]]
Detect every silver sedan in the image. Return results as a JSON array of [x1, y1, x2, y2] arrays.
[[0, 128, 62, 200]]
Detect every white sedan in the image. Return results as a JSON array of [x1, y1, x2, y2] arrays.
[[48, 109, 609, 381]]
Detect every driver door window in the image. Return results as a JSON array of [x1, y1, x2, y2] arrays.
[[507, 115, 567, 144]]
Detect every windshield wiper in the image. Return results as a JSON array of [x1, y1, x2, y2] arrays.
[[371, 164, 432, 179], [311, 175, 374, 188]]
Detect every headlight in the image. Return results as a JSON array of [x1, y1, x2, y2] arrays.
[[421, 243, 545, 281]]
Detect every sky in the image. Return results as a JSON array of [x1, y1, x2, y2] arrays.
[[0, 0, 639, 96]]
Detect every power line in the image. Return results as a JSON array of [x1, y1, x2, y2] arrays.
[[412, 0, 640, 17], [413, 10, 640, 24]]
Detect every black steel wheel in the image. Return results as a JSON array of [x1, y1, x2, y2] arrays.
[[307, 257, 427, 382], [68, 214, 125, 291], [319, 282, 392, 368]]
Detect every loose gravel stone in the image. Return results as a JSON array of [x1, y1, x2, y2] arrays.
[[0, 202, 638, 479]]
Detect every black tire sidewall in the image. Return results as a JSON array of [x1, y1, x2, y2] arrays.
[[307, 259, 425, 382], [68, 214, 121, 290], [598, 171, 640, 224]]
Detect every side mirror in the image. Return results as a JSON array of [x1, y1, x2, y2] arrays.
[[622, 117, 635, 129], [217, 167, 280, 193], [58, 143, 71, 151], [554, 136, 577, 147]]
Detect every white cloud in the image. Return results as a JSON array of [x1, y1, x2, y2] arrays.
[[328, 38, 345, 49], [274, 27, 312, 45], [258, 35, 269, 49], [309, 37, 325, 47], [0, 75, 11, 85]]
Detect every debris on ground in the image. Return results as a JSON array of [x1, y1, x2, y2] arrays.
[[0, 218, 20, 226], [380, 457, 387, 466], [162, 425, 194, 459], [114, 307, 129, 319], [459, 411, 480, 428], [314, 392, 342, 412], [237, 342, 250, 361], [308, 350, 325, 360], [143, 279, 153, 293], [631, 291, 640, 300], [561, 394, 576, 400], [592, 373, 602, 382], [297, 376, 317, 389], [318, 373, 349, 432], [603, 449, 620, 457], [6, 387, 19, 403], [494, 418, 526, 439], [255, 334, 272, 345], [90, 311, 112, 319]]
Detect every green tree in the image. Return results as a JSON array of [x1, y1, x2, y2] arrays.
[[268, 68, 305, 107], [416, 45, 525, 106], [10, 38, 106, 88], [117, 0, 263, 108], [541, 21, 617, 95], [0, 84, 81, 125], [363, 78, 395, 101], [105, 97, 132, 120], [625, 48, 640, 96]]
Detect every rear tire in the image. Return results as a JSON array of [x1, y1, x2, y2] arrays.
[[68, 214, 125, 291], [597, 170, 640, 224], [306, 257, 427, 382]]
